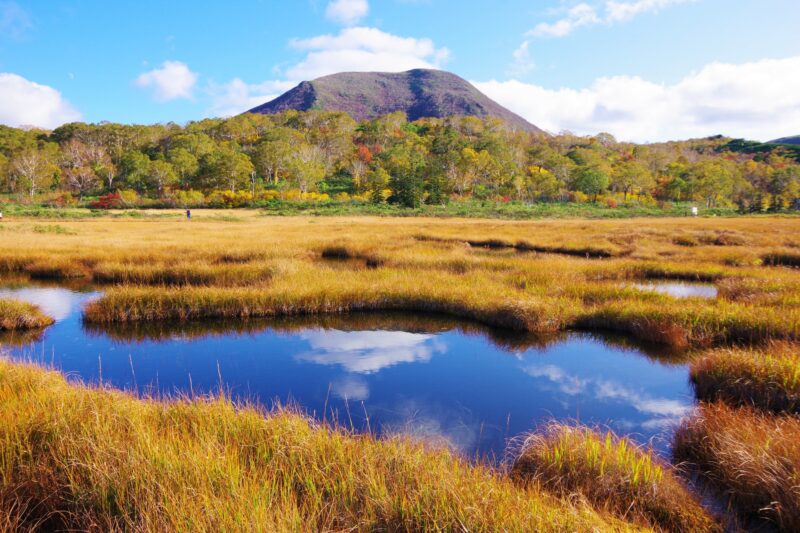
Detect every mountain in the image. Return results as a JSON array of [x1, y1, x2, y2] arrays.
[[247, 69, 543, 133], [770, 136, 800, 145]]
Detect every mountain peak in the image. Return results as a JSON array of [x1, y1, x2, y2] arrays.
[[247, 69, 543, 133]]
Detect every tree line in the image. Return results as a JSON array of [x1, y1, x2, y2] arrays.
[[1, 110, 798, 211]]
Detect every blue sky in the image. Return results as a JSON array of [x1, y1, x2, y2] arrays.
[[1, 0, 799, 141]]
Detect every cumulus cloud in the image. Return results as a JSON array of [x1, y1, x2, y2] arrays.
[[286, 26, 449, 81], [206, 78, 296, 117], [0, 73, 81, 128], [135, 60, 198, 102], [474, 55, 800, 142], [325, 0, 369, 26], [209, 26, 449, 116], [531, 0, 694, 38]]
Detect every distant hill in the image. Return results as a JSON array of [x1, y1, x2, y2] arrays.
[[770, 136, 800, 145], [248, 69, 543, 133]]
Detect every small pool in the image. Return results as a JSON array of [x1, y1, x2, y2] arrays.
[[629, 281, 718, 299], [0, 285, 693, 458]]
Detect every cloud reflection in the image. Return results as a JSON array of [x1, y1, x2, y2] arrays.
[[523, 363, 691, 430], [0, 288, 82, 321], [296, 330, 446, 373]]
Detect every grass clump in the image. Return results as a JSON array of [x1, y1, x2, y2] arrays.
[[763, 251, 800, 267], [0, 359, 628, 532], [92, 261, 274, 286], [25, 257, 90, 280], [0, 299, 54, 330], [673, 403, 800, 531], [511, 424, 718, 532], [690, 343, 800, 413]]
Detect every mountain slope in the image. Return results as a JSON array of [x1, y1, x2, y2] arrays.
[[770, 136, 800, 145], [248, 69, 543, 133]]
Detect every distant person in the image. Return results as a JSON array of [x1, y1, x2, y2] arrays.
[[0, 211, 3, 222], [691, 206, 698, 217], [186, 209, 191, 220]]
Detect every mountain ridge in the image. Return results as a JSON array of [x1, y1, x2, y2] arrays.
[[770, 135, 800, 145], [247, 69, 543, 133]]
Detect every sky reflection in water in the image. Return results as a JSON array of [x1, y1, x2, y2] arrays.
[[0, 285, 693, 458]]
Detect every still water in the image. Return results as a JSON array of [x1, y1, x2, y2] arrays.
[[630, 281, 718, 299], [0, 284, 693, 458]]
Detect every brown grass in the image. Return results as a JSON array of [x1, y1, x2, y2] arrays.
[[690, 343, 800, 413], [673, 403, 800, 532], [0, 299, 54, 330], [511, 424, 719, 532]]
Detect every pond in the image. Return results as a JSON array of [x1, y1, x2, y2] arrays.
[[0, 284, 694, 458], [629, 281, 718, 299]]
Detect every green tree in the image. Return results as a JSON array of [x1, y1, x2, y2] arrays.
[[147, 160, 179, 196], [572, 166, 610, 201], [201, 146, 254, 192], [168, 148, 199, 189], [119, 151, 151, 192]]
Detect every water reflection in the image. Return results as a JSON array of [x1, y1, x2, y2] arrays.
[[1, 284, 694, 458], [630, 282, 718, 299]]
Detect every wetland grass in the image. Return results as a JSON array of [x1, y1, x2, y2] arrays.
[[673, 403, 800, 532], [511, 424, 719, 532], [0, 358, 631, 532], [690, 343, 800, 413], [0, 299, 53, 330]]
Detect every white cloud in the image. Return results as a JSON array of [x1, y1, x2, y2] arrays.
[[0, 73, 81, 129], [474, 55, 800, 142], [0, 287, 87, 322], [206, 78, 296, 117], [531, 3, 600, 38], [286, 26, 449, 81], [135, 60, 198, 102], [209, 26, 449, 116], [295, 330, 446, 373], [331, 375, 369, 401], [530, 0, 694, 38], [523, 362, 692, 430], [326, 0, 369, 26], [508, 40, 535, 77]]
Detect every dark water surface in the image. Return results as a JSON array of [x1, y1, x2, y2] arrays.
[[0, 284, 694, 458]]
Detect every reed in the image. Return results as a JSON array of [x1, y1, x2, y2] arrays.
[[0, 299, 54, 330], [690, 343, 800, 413], [511, 424, 719, 532], [673, 403, 800, 531]]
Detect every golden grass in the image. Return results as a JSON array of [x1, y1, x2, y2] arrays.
[[0, 213, 797, 349], [0, 299, 53, 330], [673, 403, 800, 532], [0, 358, 635, 532], [690, 343, 800, 413], [511, 424, 719, 532]]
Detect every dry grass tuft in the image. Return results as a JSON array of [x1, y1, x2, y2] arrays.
[[511, 424, 719, 532], [0, 299, 54, 330], [673, 403, 800, 532], [690, 343, 800, 413]]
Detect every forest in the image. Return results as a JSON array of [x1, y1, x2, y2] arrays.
[[1, 110, 799, 212]]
